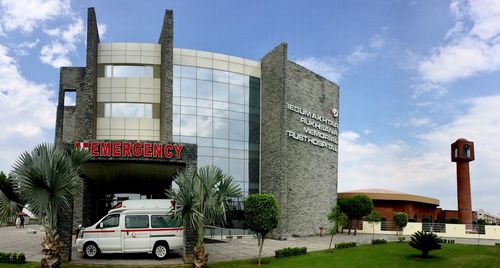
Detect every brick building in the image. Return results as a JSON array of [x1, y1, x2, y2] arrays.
[[338, 189, 441, 222]]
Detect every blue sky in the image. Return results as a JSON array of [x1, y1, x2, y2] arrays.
[[0, 0, 499, 215]]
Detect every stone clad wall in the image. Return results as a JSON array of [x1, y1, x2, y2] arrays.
[[55, 67, 85, 148], [261, 43, 339, 238], [260, 43, 289, 239]]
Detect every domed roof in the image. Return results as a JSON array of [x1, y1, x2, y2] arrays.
[[338, 188, 440, 206]]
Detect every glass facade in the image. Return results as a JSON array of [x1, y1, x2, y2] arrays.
[[172, 65, 260, 197]]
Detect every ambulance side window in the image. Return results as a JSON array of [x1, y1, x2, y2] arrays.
[[125, 215, 149, 228], [99, 214, 120, 229], [151, 215, 180, 228]]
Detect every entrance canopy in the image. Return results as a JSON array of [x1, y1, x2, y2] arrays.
[[81, 160, 184, 194]]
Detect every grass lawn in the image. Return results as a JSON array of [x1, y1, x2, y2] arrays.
[[4, 243, 499, 268], [210, 243, 500, 268]]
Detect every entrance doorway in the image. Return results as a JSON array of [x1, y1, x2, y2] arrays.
[[79, 159, 185, 225]]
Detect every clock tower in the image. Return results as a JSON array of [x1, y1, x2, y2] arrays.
[[451, 138, 474, 225]]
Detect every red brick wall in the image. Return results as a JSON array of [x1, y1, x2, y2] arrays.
[[372, 200, 439, 222]]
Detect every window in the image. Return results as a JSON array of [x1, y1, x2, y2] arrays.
[[64, 91, 76, 106], [104, 65, 153, 78], [151, 215, 180, 228], [464, 144, 471, 158], [454, 147, 458, 158], [99, 214, 120, 228], [104, 103, 153, 118], [125, 215, 149, 228]]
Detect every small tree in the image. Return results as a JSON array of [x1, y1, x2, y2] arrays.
[[365, 211, 381, 241], [393, 212, 408, 239], [244, 194, 279, 265], [409, 231, 442, 258], [347, 195, 373, 235], [327, 205, 347, 252], [336, 198, 350, 234]]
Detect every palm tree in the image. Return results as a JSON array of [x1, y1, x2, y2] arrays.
[[167, 165, 241, 268], [0, 143, 91, 268], [0, 171, 23, 225], [409, 231, 442, 258]]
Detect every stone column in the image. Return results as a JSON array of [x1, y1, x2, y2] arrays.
[[159, 9, 174, 143]]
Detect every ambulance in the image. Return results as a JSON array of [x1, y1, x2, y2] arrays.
[[76, 199, 182, 259]]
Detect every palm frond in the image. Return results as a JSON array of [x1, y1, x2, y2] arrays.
[[11, 143, 85, 227], [167, 169, 200, 229], [167, 165, 242, 243], [0, 190, 20, 225]]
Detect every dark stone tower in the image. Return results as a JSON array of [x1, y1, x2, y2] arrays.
[[451, 138, 474, 225]]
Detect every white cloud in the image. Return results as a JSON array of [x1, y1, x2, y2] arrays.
[[346, 45, 373, 65], [0, 0, 71, 32], [417, 0, 500, 93], [369, 28, 388, 49], [296, 57, 345, 83], [0, 44, 56, 172], [40, 17, 84, 68], [98, 23, 107, 39], [339, 93, 500, 213], [409, 117, 434, 127], [296, 29, 388, 83], [15, 39, 40, 56]]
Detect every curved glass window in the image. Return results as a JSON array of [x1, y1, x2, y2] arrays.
[[104, 103, 152, 118], [173, 65, 260, 197], [104, 65, 153, 78]]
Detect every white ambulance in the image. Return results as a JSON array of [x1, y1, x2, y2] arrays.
[[76, 199, 183, 259]]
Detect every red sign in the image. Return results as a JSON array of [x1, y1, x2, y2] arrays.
[[74, 141, 183, 159]]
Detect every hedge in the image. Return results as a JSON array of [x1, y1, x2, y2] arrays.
[[335, 242, 357, 249], [372, 239, 387, 245], [275, 247, 307, 258], [0, 252, 26, 264]]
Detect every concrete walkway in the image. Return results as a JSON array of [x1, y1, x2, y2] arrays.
[[1, 225, 499, 266]]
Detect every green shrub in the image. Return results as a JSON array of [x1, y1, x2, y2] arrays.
[[0, 252, 8, 263], [275, 247, 307, 258], [422, 217, 432, 223], [445, 218, 459, 224], [0, 251, 26, 264], [335, 242, 357, 249], [9, 253, 17, 264], [16, 253, 26, 264], [372, 239, 386, 245], [409, 231, 442, 258]]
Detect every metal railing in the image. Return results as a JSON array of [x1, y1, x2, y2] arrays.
[[204, 225, 254, 240], [422, 223, 446, 233], [465, 224, 486, 234], [381, 221, 397, 231]]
